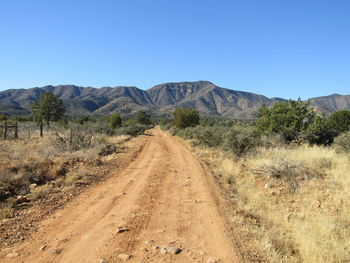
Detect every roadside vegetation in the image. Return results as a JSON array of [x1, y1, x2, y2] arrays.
[[0, 92, 153, 220], [162, 104, 350, 263]]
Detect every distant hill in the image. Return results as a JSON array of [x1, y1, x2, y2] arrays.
[[147, 81, 284, 118], [0, 81, 348, 118], [309, 94, 350, 115]]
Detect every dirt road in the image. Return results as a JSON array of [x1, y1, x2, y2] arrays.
[[1, 127, 239, 263]]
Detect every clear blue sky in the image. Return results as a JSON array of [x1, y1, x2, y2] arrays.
[[0, 0, 349, 99]]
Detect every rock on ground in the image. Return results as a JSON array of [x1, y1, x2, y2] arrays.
[[159, 245, 182, 255]]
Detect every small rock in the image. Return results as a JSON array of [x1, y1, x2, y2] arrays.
[[48, 248, 61, 255], [118, 253, 132, 260], [39, 245, 47, 251], [145, 240, 155, 244], [160, 245, 182, 255], [98, 259, 106, 263], [116, 227, 129, 233], [207, 258, 220, 263], [199, 251, 206, 256], [6, 252, 19, 258]]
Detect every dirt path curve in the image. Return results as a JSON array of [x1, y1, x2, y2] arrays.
[[1, 127, 240, 263]]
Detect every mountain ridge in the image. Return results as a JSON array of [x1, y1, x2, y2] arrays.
[[0, 81, 349, 118]]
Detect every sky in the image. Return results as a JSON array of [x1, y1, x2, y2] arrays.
[[0, 0, 349, 99]]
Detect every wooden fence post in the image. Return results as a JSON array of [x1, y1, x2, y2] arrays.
[[14, 121, 18, 139], [40, 123, 43, 138], [3, 121, 7, 139]]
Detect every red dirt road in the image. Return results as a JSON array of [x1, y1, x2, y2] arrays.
[[1, 127, 239, 263]]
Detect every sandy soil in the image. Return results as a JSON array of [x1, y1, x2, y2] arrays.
[[0, 127, 240, 263]]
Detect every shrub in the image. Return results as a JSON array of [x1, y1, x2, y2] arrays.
[[328, 110, 350, 133], [51, 123, 94, 150], [173, 108, 200, 129], [160, 122, 173, 131], [333, 130, 350, 153], [134, 111, 152, 125], [257, 100, 315, 142], [109, 113, 122, 129], [191, 127, 227, 147], [222, 127, 261, 156], [168, 126, 180, 136], [306, 116, 338, 145], [116, 124, 149, 137], [30, 184, 52, 201], [75, 116, 91, 124]]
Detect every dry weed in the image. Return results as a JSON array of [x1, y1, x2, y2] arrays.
[[188, 141, 350, 263]]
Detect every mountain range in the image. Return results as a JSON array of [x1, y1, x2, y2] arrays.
[[0, 81, 349, 119]]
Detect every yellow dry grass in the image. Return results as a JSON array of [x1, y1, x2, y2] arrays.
[[0, 133, 130, 219], [186, 141, 350, 263]]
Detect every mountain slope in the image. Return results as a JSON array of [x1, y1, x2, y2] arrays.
[[309, 94, 350, 115], [0, 81, 348, 118], [147, 81, 284, 118], [0, 85, 153, 117]]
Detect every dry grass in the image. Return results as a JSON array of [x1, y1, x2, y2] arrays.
[[0, 132, 132, 219], [187, 141, 350, 263], [30, 184, 53, 201]]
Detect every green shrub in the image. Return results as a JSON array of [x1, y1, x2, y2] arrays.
[[173, 108, 200, 129], [191, 127, 227, 147], [168, 126, 180, 136], [172, 124, 261, 157], [333, 131, 350, 153], [160, 122, 173, 131], [257, 100, 315, 142], [134, 111, 152, 125], [75, 116, 91, 124], [328, 110, 350, 133], [108, 113, 122, 129], [116, 124, 149, 137], [222, 126, 261, 156], [306, 116, 338, 145]]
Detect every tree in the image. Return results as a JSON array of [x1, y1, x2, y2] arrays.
[[31, 92, 65, 126], [109, 113, 122, 129], [328, 110, 350, 134], [134, 111, 151, 125], [305, 116, 338, 145], [257, 100, 315, 142], [173, 108, 200, 129]]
